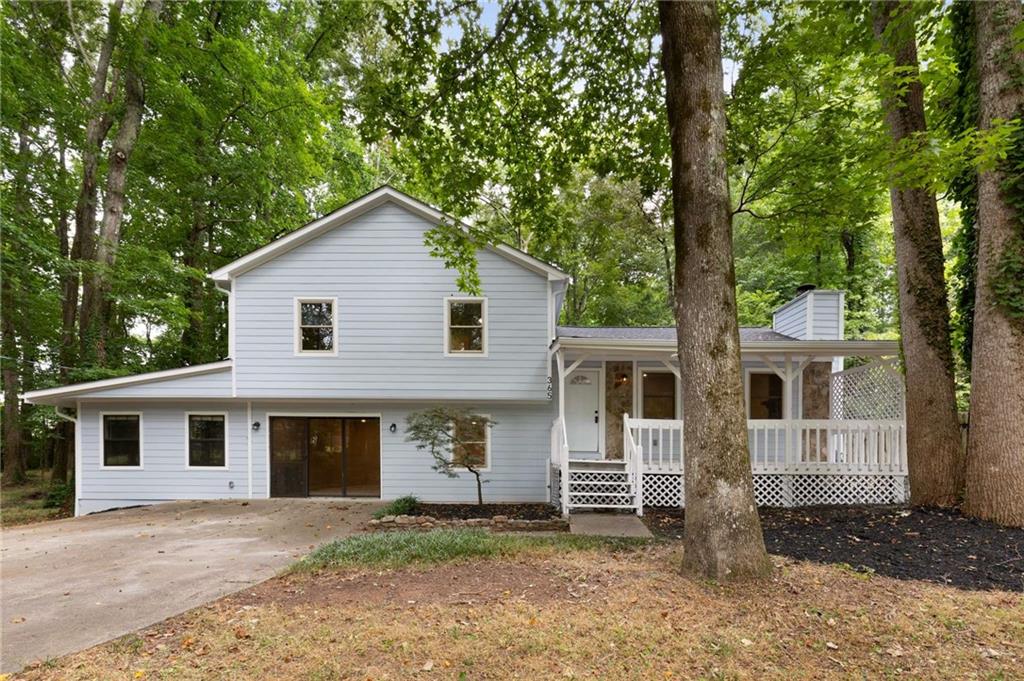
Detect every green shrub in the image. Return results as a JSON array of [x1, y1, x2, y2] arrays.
[[44, 482, 71, 509], [373, 494, 419, 519], [293, 528, 649, 571]]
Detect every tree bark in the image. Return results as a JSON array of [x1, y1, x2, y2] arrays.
[[2, 129, 32, 486], [2, 272, 24, 486], [873, 1, 964, 507], [659, 0, 771, 581], [86, 0, 164, 364], [963, 0, 1024, 526], [75, 0, 123, 365], [53, 132, 73, 484]]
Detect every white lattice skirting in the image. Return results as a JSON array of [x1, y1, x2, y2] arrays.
[[551, 469, 909, 508]]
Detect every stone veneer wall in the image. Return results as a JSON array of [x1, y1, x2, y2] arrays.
[[605, 361, 633, 459], [802, 361, 832, 418]]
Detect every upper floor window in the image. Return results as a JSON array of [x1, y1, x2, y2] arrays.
[[445, 297, 487, 356], [295, 298, 337, 355], [102, 414, 142, 468], [187, 413, 227, 468]]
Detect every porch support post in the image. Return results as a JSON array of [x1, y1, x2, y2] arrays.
[[555, 348, 568, 515], [783, 354, 796, 465], [556, 349, 566, 428]]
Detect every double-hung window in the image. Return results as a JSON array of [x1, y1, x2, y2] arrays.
[[453, 415, 490, 469], [187, 413, 227, 468], [102, 414, 142, 467], [296, 298, 336, 354], [445, 297, 486, 355]]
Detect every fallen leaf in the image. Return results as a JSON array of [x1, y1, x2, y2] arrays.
[[421, 660, 434, 671]]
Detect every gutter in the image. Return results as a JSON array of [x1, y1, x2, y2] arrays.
[[557, 337, 900, 356]]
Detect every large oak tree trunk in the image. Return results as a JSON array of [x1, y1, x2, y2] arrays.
[[75, 0, 123, 365], [873, 1, 963, 507], [2, 129, 32, 486], [53, 136, 73, 484], [86, 0, 164, 364], [659, 0, 770, 581], [963, 0, 1024, 526]]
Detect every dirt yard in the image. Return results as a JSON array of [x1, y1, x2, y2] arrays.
[[0, 470, 68, 527], [13, 539, 1023, 680]]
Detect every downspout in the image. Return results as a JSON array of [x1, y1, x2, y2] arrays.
[[55, 405, 79, 516]]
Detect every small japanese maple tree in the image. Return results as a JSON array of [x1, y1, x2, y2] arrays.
[[405, 407, 496, 505]]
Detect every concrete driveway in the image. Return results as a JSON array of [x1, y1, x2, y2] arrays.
[[0, 498, 379, 672]]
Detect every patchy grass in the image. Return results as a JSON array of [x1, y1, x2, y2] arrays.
[[14, 543, 1024, 680], [0, 470, 69, 527], [294, 528, 649, 570]]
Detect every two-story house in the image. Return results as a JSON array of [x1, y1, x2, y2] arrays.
[[26, 187, 909, 516]]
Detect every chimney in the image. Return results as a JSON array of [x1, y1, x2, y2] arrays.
[[772, 288, 844, 341]]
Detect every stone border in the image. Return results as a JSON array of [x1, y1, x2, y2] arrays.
[[368, 514, 568, 533]]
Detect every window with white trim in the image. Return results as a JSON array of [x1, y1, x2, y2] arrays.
[[453, 415, 489, 469], [446, 297, 486, 354], [296, 299, 335, 353], [188, 414, 227, 468], [103, 415, 141, 467]]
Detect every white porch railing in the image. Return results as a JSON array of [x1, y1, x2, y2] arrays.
[[627, 417, 907, 475], [551, 417, 570, 515], [623, 413, 643, 516]]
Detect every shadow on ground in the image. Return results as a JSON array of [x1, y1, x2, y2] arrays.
[[643, 505, 1024, 592]]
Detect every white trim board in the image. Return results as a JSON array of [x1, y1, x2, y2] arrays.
[[24, 361, 232, 404]]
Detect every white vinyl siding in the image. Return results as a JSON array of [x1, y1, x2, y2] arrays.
[[75, 400, 552, 513], [79, 402, 250, 511], [232, 203, 550, 400]]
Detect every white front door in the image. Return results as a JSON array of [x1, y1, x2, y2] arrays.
[[566, 368, 601, 454]]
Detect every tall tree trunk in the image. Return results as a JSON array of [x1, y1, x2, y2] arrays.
[[86, 0, 164, 364], [76, 0, 123, 365], [659, 0, 770, 581], [1, 273, 24, 486], [963, 0, 1024, 526], [873, 1, 963, 507], [2, 129, 32, 486], [53, 134, 73, 484]]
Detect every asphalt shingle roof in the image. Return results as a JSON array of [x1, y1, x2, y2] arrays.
[[557, 326, 797, 342]]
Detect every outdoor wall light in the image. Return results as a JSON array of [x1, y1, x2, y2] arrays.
[[252, 421, 261, 432], [389, 423, 398, 433], [616, 373, 630, 386]]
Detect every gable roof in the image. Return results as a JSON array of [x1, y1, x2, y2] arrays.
[[209, 185, 570, 287]]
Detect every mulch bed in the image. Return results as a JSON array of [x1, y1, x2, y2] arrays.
[[643, 505, 1024, 592], [410, 502, 560, 521]]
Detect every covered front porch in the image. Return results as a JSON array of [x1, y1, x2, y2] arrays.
[[550, 334, 907, 514]]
